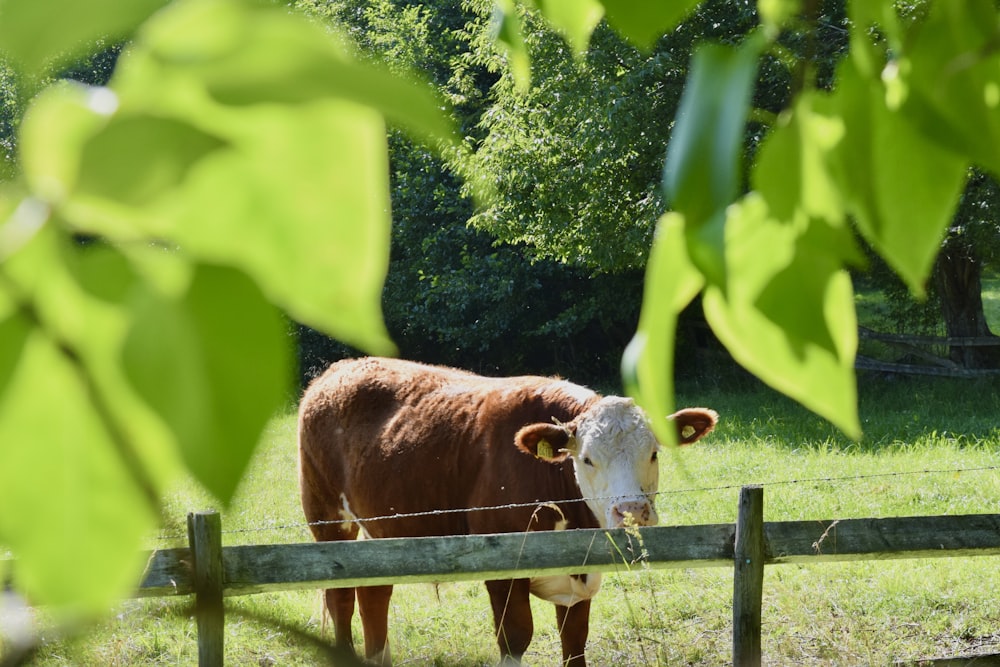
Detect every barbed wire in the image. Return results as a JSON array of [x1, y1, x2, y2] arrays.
[[149, 462, 1000, 544]]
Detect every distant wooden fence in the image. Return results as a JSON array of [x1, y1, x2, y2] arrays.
[[857, 326, 1000, 377], [137, 486, 1000, 666]]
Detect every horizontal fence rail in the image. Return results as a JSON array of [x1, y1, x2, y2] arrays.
[[120, 489, 1000, 666], [140, 512, 1000, 598], [856, 326, 1000, 377]]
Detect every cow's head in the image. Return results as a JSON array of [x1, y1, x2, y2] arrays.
[[516, 398, 717, 529]]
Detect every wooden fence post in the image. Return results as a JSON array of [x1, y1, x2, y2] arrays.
[[733, 485, 765, 667], [188, 511, 224, 667]]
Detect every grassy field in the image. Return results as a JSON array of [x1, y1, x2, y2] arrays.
[[17, 371, 1000, 666]]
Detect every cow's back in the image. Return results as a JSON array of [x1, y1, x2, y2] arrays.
[[298, 357, 601, 539]]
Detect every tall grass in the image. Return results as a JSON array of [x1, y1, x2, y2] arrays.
[[18, 374, 1000, 666]]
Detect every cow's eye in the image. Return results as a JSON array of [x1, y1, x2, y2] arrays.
[[651, 451, 658, 462], [582, 456, 594, 467]]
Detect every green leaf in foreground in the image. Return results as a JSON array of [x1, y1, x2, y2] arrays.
[[829, 59, 967, 297], [901, 0, 1000, 178], [702, 194, 860, 439], [75, 116, 226, 208], [132, 0, 454, 149], [124, 264, 291, 504], [600, 0, 701, 51], [662, 35, 763, 284], [0, 0, 166, 75], [750, 91, 865, 354], [757, 0, 801, 32], [537, 0, 604, 58], [18, 82, 117, 207], [623, 212, 704, 447], [0, 324, 155, 615], [168, 101, 396, 355], [752, 92, 846, 225], [493, 0, 532, 91], [20, 0, 418, 355]]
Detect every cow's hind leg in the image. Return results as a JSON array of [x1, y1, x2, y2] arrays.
[[555, 600, 590, 667], [357, 584, 394, 665], [324, 587, 357, 654], [486, 579, 534, 664], [302, 486, 361, 656]]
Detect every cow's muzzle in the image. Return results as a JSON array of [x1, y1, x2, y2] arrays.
[[609, 500, 656, 527]]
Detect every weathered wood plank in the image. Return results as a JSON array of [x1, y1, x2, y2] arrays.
[[221, 524, 737, 595], [135, 547, 192, 597], [766, 514, 1000, 563], [855, 355, 1000, 378], [733, 486, 764, 667], [188, 512, 224, 667], [134, 514, 1000, 598]]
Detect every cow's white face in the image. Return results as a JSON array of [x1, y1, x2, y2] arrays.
[[569, 397, 659, 529], [515, 397, 717, 530]]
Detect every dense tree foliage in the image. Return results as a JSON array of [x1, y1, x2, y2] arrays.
[[459, 0, 852, 272], [463, 0, 1000, 381], [294, 0, 648, 383]]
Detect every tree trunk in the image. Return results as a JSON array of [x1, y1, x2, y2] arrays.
[[933, 246, 1000, 368]]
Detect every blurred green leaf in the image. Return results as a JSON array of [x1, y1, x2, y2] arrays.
[[0, 0, 166, 75], [1, 222, 181, 484], [20, 0, 407, 355], [123, 263, 291, 504], [754, 219, 853, 357], [53, 240, 183, 482], [0, 227, 164, 615], [663, 34, 763, 284], [164, 100, 397, 355], [537, 0, 604, 57], [901, 0, 1000, 176], [19, 83, 114, 206], [757, 0, 801, 32], [0, 309, 29, 402], [846, 0, 899, 76], [702, 194, 860, 439], [493, 0, 532, 91], [600, 0, 701, 50], [129, 0, 454, 148], [76, 116, 226, 207], [828, 58, 967, 296], [753, 92, 846, 224], [0, 328, 157, 614], [623, 212, 704, 447]]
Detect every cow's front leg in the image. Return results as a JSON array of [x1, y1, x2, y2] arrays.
[[486, 579, 534, 663], [555, 599, 590, 667], [357, 585, 394, 665]]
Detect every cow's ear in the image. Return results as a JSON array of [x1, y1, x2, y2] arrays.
[[515, 423, 574, 462], [668, 408, 718, 445]]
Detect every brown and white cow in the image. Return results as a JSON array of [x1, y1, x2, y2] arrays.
[[298, 357, 717, 666]]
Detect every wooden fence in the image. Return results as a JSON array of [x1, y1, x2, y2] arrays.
[[856, 327, 1000, 377], [137, 486, 1000, 666]]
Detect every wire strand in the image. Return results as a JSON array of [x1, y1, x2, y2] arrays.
[[149, 463, 1000, 543]]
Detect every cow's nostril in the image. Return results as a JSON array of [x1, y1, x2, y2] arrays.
[[611, 502, 654, 527]]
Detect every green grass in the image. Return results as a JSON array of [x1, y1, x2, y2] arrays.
[[984, 277, 1000, 331], [19, 376, 1000, 666]]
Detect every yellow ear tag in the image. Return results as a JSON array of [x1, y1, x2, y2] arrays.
[[682, 425, 696, 440], [537, 439, 553, 459]]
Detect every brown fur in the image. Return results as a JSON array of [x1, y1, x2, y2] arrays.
[[298, 357, 716, 666]]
